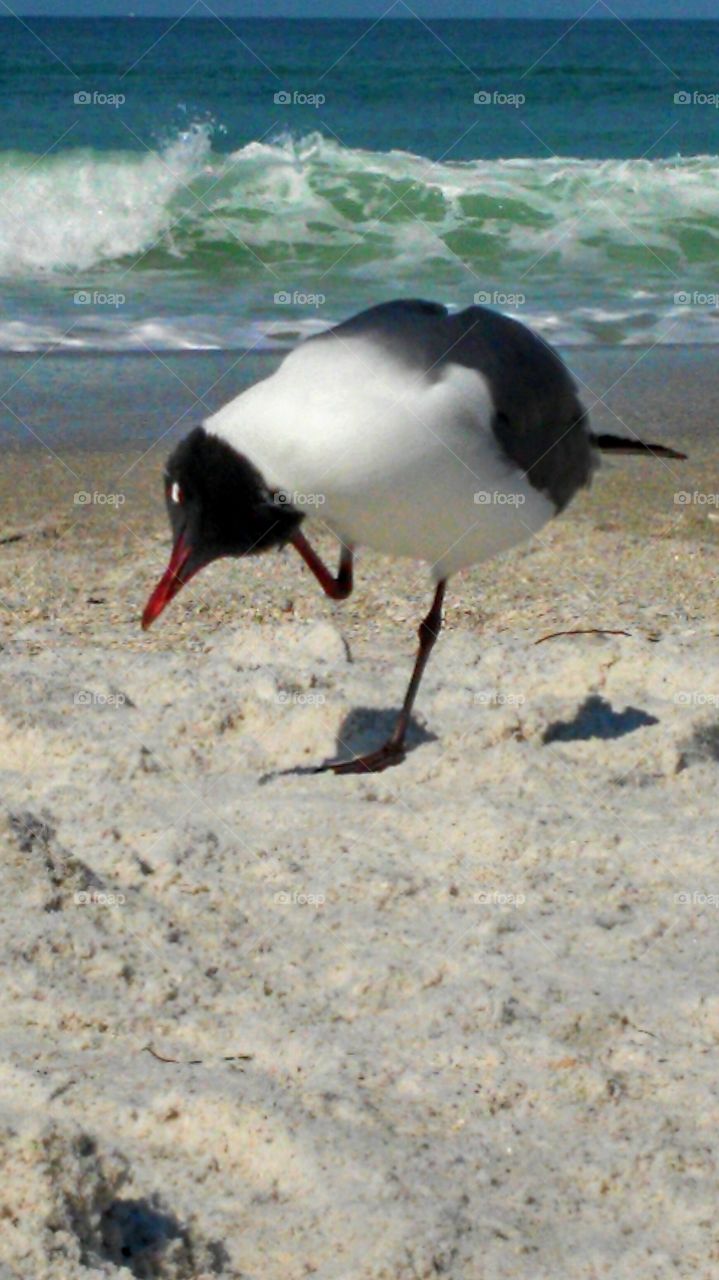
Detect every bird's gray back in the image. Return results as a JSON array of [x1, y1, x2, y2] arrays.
[[311, 299, 593, 511]]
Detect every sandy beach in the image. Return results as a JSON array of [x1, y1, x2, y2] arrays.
[[1, 347, 718, 1279]]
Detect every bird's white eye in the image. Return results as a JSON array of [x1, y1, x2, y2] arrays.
[[170, 482, 183, 505]]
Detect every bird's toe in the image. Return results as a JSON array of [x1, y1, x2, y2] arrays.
[[316, 741, 407, 775]]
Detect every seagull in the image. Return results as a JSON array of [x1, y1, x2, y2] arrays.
[[142, 299, 685, 774]]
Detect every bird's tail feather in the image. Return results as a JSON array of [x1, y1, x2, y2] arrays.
[[590, 432, 687, 461]]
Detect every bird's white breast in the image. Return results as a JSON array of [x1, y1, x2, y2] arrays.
[[205, 334, 555, 578]]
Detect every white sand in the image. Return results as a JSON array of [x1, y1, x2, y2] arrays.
[[1, 590, 718, 1278]]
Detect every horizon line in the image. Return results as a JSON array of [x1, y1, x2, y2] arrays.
[[4, 11, 717, 17]]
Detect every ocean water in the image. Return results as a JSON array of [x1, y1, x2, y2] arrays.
[[2, 16, 718, 354]]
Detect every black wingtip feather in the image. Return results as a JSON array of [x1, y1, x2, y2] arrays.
[[591, 433, 687, 461]]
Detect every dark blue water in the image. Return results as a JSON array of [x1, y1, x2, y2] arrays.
[[1, 17, 717, 352], [3, 18, 717, 158]]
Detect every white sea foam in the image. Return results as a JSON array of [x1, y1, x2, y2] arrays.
[[0, 123, 214, 275]]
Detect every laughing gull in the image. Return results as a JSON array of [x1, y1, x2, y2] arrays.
[[142, 299, 685, 774]]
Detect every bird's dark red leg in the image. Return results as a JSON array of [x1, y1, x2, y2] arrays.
[[291, 530, 353, 600], [319, 579, 447, 776]]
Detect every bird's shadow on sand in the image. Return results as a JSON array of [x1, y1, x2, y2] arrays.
[[260, 707, 436, 782], [542, 694, 659, 744]]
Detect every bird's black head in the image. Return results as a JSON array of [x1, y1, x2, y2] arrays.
[[142, 426, 303, 629]]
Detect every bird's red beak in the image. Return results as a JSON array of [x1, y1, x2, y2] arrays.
[[142, 533, 200, 629]]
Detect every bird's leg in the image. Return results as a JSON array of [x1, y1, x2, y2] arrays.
[[291, 530, 353, 600], [319, 579, 447, 775]]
